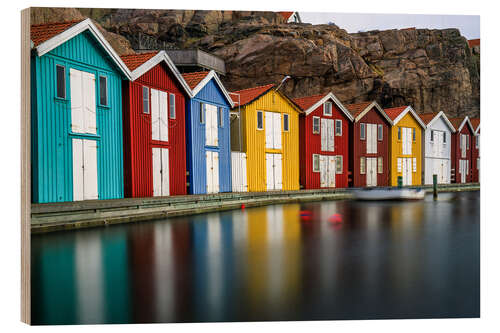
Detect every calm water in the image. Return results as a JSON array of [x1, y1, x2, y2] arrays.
[[31, 191, 480, 325]]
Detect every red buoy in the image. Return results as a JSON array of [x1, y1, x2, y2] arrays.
[[241, 203, 245, 210]]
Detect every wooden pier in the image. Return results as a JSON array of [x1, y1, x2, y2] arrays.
[[31, 183, 479, 234]]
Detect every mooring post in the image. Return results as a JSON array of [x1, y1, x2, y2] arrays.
[[397, 176, 402, 189], [433, 174, 438, 199]]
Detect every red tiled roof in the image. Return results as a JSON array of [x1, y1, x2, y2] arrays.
[[120, 51, 159, 71], [419, 112, 440, 125], [345, 102, 373, 118], [30, 20, 84, 46], [292, 93, 329, 111], [384, 106, 409, 121], [468, 39, 480, 47], [278, 11, 294, 21], [182, 71, 210, 90], [230, 84, 275, 106], [448, 117, 466, 130], [469, 118, 480, 131]]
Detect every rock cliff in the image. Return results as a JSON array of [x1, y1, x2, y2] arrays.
[[31, 8, 480, 117]]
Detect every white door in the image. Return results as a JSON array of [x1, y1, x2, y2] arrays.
[[273, 112, 282, 149], [231, 152, 247, 192], [319, 155, 327, 188], [328, 156, 336, 188], [321, 119, 327, 151], [265, 112, 273, 149], [70, 69, 96, 134], [266, 153, 282, 190], [152, 147, 170, 196], [327, 119, 334, 152], [366, 157, 377, 187], [206, 151, 220, 194], [151, 89, 168, 142], [366, 124, 377, 154], [459, 159, 468, 183], [205, 104, 218, 146], [72, 139, 98, 201], [402, 157, 412, 185], [265, 112, 281, 149], [274, 154, 282, 190]]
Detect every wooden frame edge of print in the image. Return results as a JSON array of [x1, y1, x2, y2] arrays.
[[21, 7, 31, 325]]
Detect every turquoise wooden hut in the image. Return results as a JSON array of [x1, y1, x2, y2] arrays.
[[30, 19, 131, 203]]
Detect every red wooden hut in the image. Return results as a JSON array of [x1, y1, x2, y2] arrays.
[[121, 51, 192, 197], [449, 116, 474, 183], [294, 92, 353, 189], [345, 101, 392, 187], [470, 118, 480, 182]]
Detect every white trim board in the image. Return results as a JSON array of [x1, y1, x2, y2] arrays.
[[353, 101, 393, 125], [302, 92, 354, 122], [33, 18, 131, 80], [456, 116, 475, 133], [391, 105, 426, 129], [129, 50, 192, 97], [426, 111, 456, 133], [189, 70, 235, 108]]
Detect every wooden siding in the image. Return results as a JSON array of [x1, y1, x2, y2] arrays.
[[299, 101, 350, 189], [350, 107, 390, 187], [423, 116, 452, 184], [451, 123, 473, 183], [122, 62, 187, 197], [186, 79, 232, 194], [31, 31, 124, 203], [471, 132, 480, 182], [236, 90, 300, 192], [389, 113, 424, 186]]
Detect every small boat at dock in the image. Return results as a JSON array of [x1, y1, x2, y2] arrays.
[[353, 188, 425, 201]]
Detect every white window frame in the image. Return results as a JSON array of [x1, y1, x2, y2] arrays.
[[142, 86, 150, 114], [430, 130, 434, 142], [335, 119, 342, 136], [398, 127, 401, 141], [200, 102, 205, 124], [257, 111, 263, 130], [336, 155, 343, 174], [99, 75, 108, 106], [443, 132, 447, 144], [56, 64, 66, 99], [312, 154, 320, 172], [324, 102, 332, 116], [413, 128, 416, 142], [466, 134, 470, 149], [283, 113, 289, 132], [360, 123, 366, 140], [218, 107, 224, 127], [476, 135, 479, 148], [360, 157, 366, 174], [378, 124, 383, 141], [312, 116, 320, 134], [169, 93, 176, 119], [377, 156, 383, 174]]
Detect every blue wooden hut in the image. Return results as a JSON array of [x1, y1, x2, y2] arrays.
[[30, 19, 131, 203], [182, 71, 235, 194]]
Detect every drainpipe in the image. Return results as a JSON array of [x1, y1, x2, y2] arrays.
[[229, 92, 242, 152]]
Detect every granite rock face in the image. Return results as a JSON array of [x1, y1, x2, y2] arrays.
[[30, 8, 480, 117]]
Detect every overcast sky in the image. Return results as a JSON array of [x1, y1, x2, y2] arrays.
[[299, 12, 480, 39]]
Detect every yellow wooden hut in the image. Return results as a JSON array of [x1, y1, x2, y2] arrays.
[[385, 106, 426, 186], [230, 84, 302, 192]]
